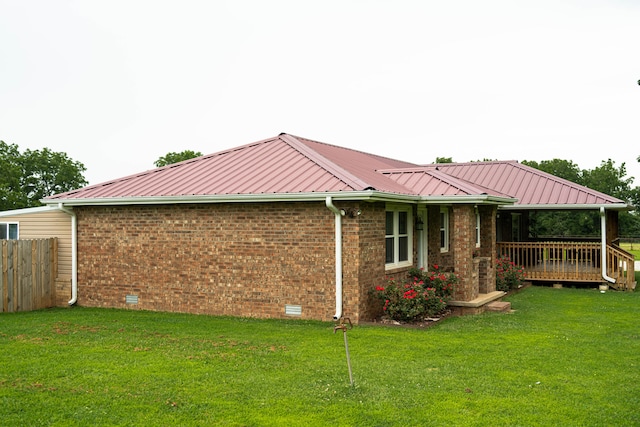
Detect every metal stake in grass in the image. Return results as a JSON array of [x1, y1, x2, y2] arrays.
[[334, 317, 354, 386]]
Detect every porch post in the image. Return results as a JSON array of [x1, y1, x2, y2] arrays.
[[600, 207, 616, 284], [452, 205, 478, 301]]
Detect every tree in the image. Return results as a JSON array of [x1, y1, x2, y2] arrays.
[[21, 148, 88, 206], [154, 150, 203, 167], [521, 159, 583, 184], [0, 141, 88, 211], [434, 157, 453, 163], [0, 141, 27, 210], [581, 159, 633, 201]]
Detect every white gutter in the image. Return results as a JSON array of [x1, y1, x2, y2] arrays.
[[325, 196, 343, 320], [600, 207, 616, 284], [57, 203, 78, 305], [43, 191, 516, 208], [505, 203, 630, 211]]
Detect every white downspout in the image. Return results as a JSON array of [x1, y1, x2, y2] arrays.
[[600, 207, 616, 284], [58, 203, 78, 305], [325, 197, 343, 320]]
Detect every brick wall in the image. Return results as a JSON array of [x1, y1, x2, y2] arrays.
[[76, 203, 346, 321], [73, 201, 497, 320], [478, 206, 496, 293], [427, 206, 453, 270], [350, 202, 386, 321], [74, 202, 388, 323], [451, 205, 476, 301]]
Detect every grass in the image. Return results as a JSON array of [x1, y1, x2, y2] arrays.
[[619, 242, 640, 284], [621, 242, 640, 259], [1, 287, 639, 426]]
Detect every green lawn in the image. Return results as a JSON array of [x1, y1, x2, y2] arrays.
[[621, 242, 640, 259], [1, 287, 639, 426]]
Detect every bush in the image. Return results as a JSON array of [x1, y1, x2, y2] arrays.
[[372, 265, 457, 322], [495, 255, 526, 291]]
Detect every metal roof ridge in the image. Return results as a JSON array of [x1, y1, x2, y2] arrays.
[[421, 160, 520, 167], [289, 134, 419, 167], [379, 167, 495, 196], [419, 169, 490, 195], [278, 133, 377, 191]]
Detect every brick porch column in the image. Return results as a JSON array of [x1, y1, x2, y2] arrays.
[[452, 205, 478, 301]]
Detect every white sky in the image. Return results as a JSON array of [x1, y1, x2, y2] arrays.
[[1, 0, 639, 186]]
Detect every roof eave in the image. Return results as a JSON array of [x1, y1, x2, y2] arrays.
[[0, 205, 64, 217], [42, 190, 419, 206], [503, 203, 631, 211], [418, 195, 517, 205], [42, 191, 518, 207]]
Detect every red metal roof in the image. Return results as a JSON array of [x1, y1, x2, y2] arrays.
[[431, 161, 625, 206], [45, 134, 419, 201], [379, 167, 512, 197], [43, 134, 627, 208]]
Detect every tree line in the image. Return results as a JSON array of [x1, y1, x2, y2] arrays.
[[0, 140, 88, 211]]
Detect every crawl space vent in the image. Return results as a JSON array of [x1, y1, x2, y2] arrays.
[[125, 295, 139, 304], [285, 304, 302, 316]]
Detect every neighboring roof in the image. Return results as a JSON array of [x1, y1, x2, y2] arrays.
[[0, 206, 65, 218], [42, 134, 627, 210], [431, 161, 627, 209]]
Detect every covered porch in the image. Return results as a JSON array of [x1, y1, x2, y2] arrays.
[[497, 240, 636, 291]]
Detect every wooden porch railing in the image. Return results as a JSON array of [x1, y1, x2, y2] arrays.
[[496, 241, 636, 291]]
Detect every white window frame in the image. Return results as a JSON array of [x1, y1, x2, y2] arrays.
[[417, 207, 428, 269], [475, 210, 481, 248], [0, 222, 19, 240], [385, 205, 413, 270], [440, 207, 449, 253]]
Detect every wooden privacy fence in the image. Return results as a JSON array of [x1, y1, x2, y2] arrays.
[[1, 239, 57, 312]]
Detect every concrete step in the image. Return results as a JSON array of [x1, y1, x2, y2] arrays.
[[486, 301, 511, 312]]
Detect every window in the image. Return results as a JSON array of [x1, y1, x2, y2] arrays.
[[511, 213, 521, 242], [440, 207, 449, 252], [0, 222, 19, 239], [385, 206, 412, 268]]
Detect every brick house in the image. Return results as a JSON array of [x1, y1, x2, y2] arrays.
[[42, 133, 630, 322]]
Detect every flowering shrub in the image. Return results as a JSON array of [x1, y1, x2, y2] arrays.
[[372, 265, 457, 322], [495, 255, 526, 291]]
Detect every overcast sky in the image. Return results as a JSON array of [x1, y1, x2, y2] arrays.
[[1, 0, 639, 187]]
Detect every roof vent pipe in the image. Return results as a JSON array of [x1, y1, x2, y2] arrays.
[[325, 197, 343, 320], [600, 207, 616, 284], [57, 203, 78, 305]]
